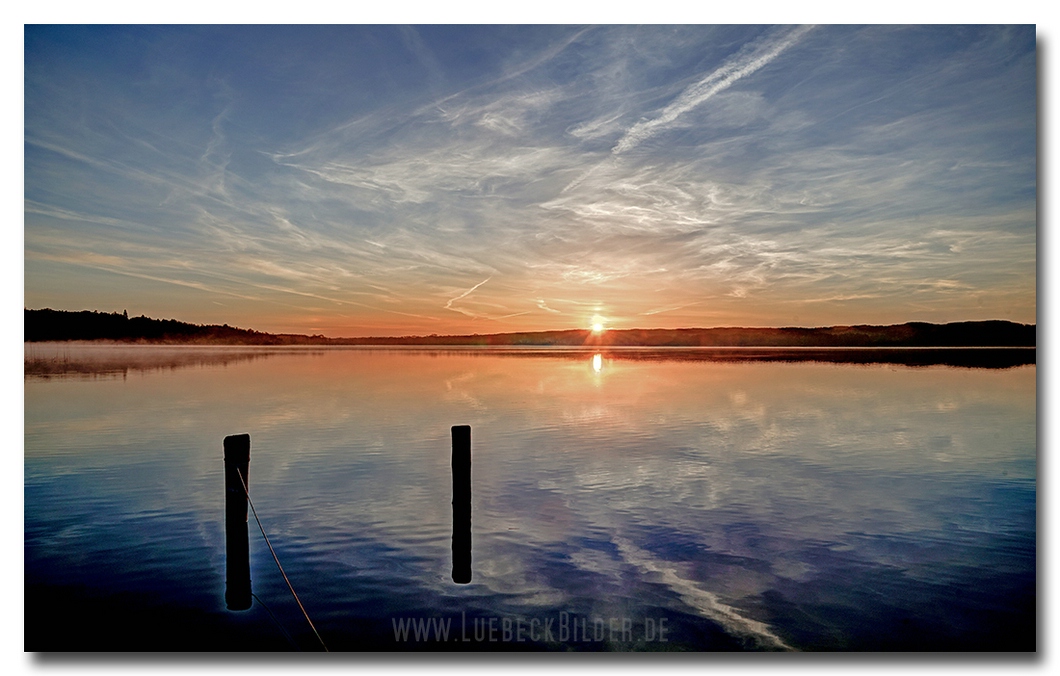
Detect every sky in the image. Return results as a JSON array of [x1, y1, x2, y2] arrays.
[[24, 24, 1037, 337]]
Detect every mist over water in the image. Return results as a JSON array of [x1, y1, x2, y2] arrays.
[[24, 345, 1035, 650]]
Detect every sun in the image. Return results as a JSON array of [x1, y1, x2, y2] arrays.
[[590, 315, 607, 334]]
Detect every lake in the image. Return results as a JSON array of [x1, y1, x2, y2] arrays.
[[24, 344, 1036, 651]]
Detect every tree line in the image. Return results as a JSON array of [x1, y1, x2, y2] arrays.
[[24, 308, 1035, 347]]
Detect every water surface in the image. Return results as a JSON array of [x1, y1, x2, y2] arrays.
[[24, 345, 1036, 651]]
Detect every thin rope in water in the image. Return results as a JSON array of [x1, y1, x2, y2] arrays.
[[252, 593, 301, 651], [237, 468, 329, 652]]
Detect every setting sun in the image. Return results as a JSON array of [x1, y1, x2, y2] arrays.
[[20, 25, 1039, 654]]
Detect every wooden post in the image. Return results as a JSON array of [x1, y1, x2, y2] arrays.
[[452, 425, 472, 584], [224, 433, 252, 610]]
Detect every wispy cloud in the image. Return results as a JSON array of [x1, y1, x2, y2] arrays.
[[612, 25, 815, 154], [24, 26, 1036, 334], [536, 300, 562, 314]]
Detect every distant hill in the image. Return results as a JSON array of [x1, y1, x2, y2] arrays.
[[330, 322, 1036, 348], [24, 308, 1035, 347], [24, 308, 326, 345]]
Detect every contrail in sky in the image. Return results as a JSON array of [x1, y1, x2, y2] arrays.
[[445, 276, 492, 316], [612, 25, 815, 154]]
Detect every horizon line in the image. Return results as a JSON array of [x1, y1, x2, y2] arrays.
[[24, 306, 1037, 339]]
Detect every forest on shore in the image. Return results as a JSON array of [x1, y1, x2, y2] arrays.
[[24, 308, 1036, 348]]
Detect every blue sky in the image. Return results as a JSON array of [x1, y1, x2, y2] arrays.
[[24, 25, 1036, 336]]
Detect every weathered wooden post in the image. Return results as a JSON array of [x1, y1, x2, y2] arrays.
[[224, 433, 252, 610], [452, 425, 472, 584]]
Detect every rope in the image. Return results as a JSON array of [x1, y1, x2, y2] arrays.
[[237, 468, 329, 652], [252, 593, 301, 651]]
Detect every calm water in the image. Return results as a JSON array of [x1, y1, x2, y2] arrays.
[[24, 345, 1036, 651]]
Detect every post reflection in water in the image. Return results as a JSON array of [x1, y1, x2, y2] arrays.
[[23, 346, 1036, 650]]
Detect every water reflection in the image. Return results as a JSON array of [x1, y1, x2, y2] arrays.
[[24, 343, 1035, 381], [24, 346, 1036, 650], [24, 342, 326, 379]]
